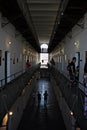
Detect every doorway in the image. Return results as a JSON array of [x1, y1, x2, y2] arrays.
[[5, 51, 11, 84], [75, 52, 80, 67], [40, 44, 48, 68], [75, 52, 80, 81], [85, 51, 87, 61]]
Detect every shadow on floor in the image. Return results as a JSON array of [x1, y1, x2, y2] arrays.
[[18, 78, 66, 130]]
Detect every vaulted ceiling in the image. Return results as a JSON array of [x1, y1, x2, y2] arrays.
[[0, 0, 87, 53]]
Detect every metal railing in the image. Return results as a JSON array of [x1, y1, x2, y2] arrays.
[[0, 64, 40, 126], [49, 66, 87, 130], [0, 63, 40, 88], [0, 70, 24, 88]]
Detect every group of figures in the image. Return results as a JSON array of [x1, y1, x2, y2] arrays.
[[37, 90, 48, 106], [67, 56, 87, 119], [67, 56, 87, 85]]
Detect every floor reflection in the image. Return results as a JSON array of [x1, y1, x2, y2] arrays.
[[18, 72, 66, 130]]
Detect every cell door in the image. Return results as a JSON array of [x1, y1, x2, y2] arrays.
[[75, 52, 80, 67], [61, 55, 65, 71], [75, 52, 80, 80], [84, 51, 87, 118], [85, 51, 87, 61], [5, 51, 11, 84]]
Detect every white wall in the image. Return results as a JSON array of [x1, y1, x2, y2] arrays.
[[0, 12, 39, 85], [51, 12, 87, 84]]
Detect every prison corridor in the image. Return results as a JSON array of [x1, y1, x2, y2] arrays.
[[17, 74, 66, 130]]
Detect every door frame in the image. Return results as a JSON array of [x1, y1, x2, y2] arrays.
[[5, 51, 11, 84]]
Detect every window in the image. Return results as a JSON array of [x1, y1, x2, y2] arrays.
[[40, 44, 48, 65]]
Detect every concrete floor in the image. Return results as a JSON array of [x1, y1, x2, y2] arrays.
[[18, 77, 66, 130]]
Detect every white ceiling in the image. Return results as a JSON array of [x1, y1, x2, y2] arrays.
[[26, 0, 62, 45]]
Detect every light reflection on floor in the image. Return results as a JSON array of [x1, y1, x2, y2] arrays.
[[18, 70, 66, 130], [40, 65, 48, 68], [35, 79, 50, 107]]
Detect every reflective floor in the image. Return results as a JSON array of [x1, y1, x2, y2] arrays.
[[18, 77, 66, 130]]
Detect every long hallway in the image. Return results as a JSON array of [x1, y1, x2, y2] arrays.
[[18, 73, 66, 130]]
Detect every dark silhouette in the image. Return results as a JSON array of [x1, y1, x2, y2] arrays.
[[68, 57, 76, 81], [37, 91, 41, 105], [43, 90, 48, 106], [84, 59, 87, 87], [26, 60, 31, 69]]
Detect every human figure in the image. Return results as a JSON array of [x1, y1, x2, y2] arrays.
[[26, 60, 30, 69], [37, 91, 41, 105], [43, 90, 48, 106], [69, 57, 76, 81], [84, 59, 87, 87]]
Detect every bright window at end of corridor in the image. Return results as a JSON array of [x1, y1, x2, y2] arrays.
[[40, 44, 48, 65], [40, 53, 48, 65]]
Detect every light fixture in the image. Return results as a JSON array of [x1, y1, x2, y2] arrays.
[[9, 111, 13, 116], [74, 41, 79, 48], [70, 111, 73, 116], [23, 48, 26, 54], [74, 42, 77, 46], [8, 41, 11, 45]]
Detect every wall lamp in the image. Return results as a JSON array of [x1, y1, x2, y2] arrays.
[[9, 111, 13, 116], [74, 41, 79, 48], [8, 41, 11, 45], [70, 110, 73, 116]]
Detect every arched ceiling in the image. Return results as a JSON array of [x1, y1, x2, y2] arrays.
[[0, 0, 87, 53]]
